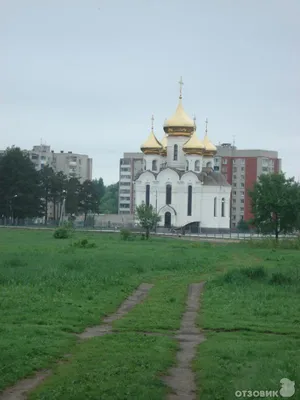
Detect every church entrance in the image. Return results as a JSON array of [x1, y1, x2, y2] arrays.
[[164, 211, 171, 228]]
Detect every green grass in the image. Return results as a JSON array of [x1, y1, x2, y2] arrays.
[[29, 334, 177, 400], [0, 228, 300, 399], [195, 331, 300, 400]]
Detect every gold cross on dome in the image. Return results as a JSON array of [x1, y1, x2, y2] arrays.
[[179, 76, 184, 99], [205, 118, 208, 134], [151, 114, 154, 131]]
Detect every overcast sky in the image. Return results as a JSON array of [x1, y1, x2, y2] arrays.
[[1, 0, 299, 184]]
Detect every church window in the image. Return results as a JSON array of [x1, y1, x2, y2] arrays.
[[206, 161, 212, 168], [195, 160, 200, 172], [214, 197, 217, 217], [152, 160, 157, 171], [166, 184, 172, 205], [145, 184, 150, 206], [221, 197, 225, 217], [187, 185, 192, 216], [174, 144, 178, 161], [186, 160, 189, 171]]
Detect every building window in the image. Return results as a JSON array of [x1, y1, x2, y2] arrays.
[[174, 144, 178, 161], [241, 199, 244, 203], [187, 185, 192, 216], [221, 198, 225, 217], [240, 159, 245, 165], [241, 167, 245, 172], [152, 160, 157, 171], [186, 160, 189, 171], [145, 184, 150, 206], [241, 174, 245, 180], [233, 191, 236, 195], [166, 184, 172, 205], [195, 160, 200, 171], [233, 174, 237, 180], [222, 159, 228, 164], [233, 199, 236, 204], [241, 183, 245, 188], [214, 197, 217, 217]]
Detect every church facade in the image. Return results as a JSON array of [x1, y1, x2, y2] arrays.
[[134, 80, 231, 232]]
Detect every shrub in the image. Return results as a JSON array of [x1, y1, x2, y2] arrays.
[[53, 227, 70, 239], [269, 272, 293, 285], [71, 238, 96, 249], [240, 266, 267, 280], [120, 229, 132, 241], [53, 222, 74, 239], [247, 237, 300, 250]]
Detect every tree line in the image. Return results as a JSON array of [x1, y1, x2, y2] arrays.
[[0, 147, 119, 225]]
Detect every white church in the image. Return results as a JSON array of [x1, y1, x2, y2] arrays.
[[134, 79, 231, 233]]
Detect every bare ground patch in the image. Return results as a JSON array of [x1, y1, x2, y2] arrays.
[[162, 282, 206, 400]]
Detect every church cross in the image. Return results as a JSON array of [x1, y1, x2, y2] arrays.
[[205, 118, 208, 135], [179, 76, 184, 99], [151, 114, 154, 131]]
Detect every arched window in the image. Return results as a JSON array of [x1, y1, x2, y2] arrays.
[[195, 160, 200, 172], [214, 197, 217, 217], [186, 160, 189, 171], [206, 161, 212, 168], [143, 159, 146, 170], [166, 184, 172, 205], [221, 197, 225, 217], [145, 184, 150, 206], [173, 144, 178, 161], [152, 160, 157, 171], [187, 185, 192, 216]]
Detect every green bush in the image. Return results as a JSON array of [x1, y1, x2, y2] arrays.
[[240, 266, 267, 280], [269, 272, 293, 285], [71, 239, 96, 249], [53, 227, 70, 239], [53, 222, 74, 239], [120, 229, 132, 241]]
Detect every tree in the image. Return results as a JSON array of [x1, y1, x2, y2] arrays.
[[39, 165, 55, 224], [0, 147, 42, 222], [79, 180, 100, 225], [135, 203, 161, 239], [100, 183, 119, 214], [249, 172, 300, 241], [65, 177, 81, 217], [50, 171, 68, 223], [93, 178, 105, 200], [237, 218, 249, 232]]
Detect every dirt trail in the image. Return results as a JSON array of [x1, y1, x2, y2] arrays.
[[78, 283, 153, 339], [163, 282, 205, 400], [0, 283, 153, 400]]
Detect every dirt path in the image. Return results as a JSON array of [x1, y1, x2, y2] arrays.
[[0, 283, 153, 400], [163, 282, 205, 400]]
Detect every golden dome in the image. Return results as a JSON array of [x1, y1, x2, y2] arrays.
[[183, 131, 205, 155], [141, 130, 162, 155], [163, 78, 194, 136], [160, 134, 168, 156], [163, 99, 195, 136], [203, 119, 217, 155]]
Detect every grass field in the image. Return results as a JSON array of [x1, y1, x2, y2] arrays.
[[0, 228, 299, 399]]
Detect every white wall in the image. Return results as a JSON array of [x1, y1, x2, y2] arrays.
[[134, 168, 231, 229]]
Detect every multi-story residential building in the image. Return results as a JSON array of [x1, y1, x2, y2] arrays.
[[118, 152, 143, 214], [214, 144, 281, 228], [29, 145, 92, 183]]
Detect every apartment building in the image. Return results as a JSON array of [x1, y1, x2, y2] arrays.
[[118, 152, 143, 214], [215, 144, 281, 228], [29, 145, 92, 183]]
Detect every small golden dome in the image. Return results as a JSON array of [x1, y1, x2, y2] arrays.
[[203, 118, 217, 155], [160, 134, 168, 156], [183, 131, 205, 155], [141, 130, 162, 155]]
